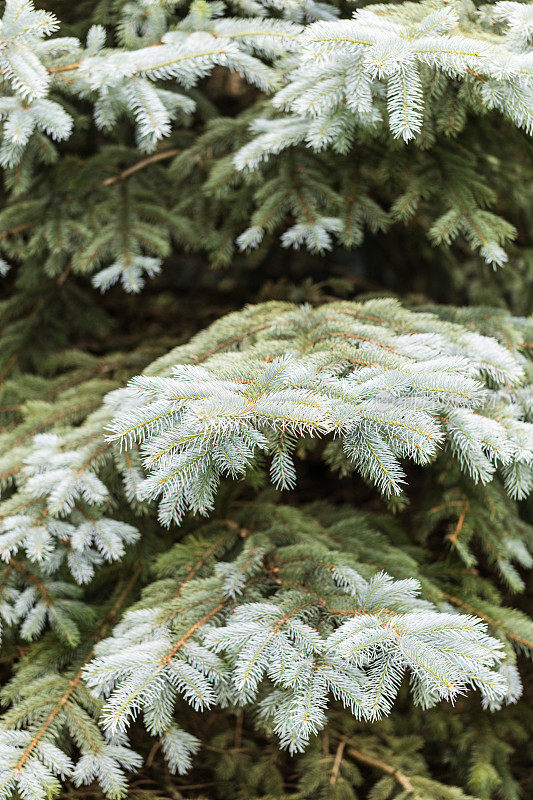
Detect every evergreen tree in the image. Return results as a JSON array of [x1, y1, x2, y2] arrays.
[[0, 2, 532, 800]]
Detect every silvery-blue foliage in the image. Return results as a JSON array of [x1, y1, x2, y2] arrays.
[[108, 302, 533, 526], [0, 0, 531, 269], [83, 562, 514, 761]]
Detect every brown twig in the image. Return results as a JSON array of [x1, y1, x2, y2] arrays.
[[330, 738, 346, 790], [448, 501, 469, 545], [100, 149, 181, 187], [48, 62, 81, 74], [145, 741, 161, 769], [467, 67, 487, 82], [347, 745, 420, 797], [0, 221, 36, 240]]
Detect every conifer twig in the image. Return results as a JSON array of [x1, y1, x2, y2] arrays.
[[346, 746, 420, 798], [100, 150, 181, 187], [330, 738, 346, 789]]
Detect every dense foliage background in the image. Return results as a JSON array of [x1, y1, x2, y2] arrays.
[[0, 1, 532, 799]]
